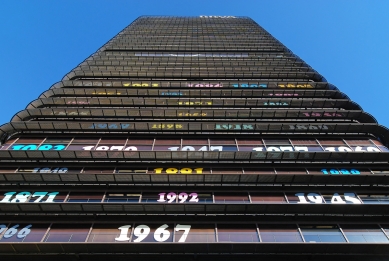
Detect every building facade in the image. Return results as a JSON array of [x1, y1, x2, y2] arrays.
[[1, 16, 389, 260]]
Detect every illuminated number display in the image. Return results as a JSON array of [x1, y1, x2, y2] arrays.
[[122, 83, 159, 87], [289, 125, 329, 130], [177, 101, 212, 105], [157, 192, 199, 203], [10, 144, 66, 151], [321, 169, 360, 175], [177, 112, 207, 117], [0, 192, 59, 203], [115, 224, 191, 242], [161, 92, 183, 96], [268, 93, 299, 97], [88, 123, 131, 129], [291, 193, 361, 204], [0, 166, 381, 176], [32, 168, 68, 173], [263, 102, 289, 106], [278, 84, 313, 88], [215, 124, 254, 130], [232, 83, 267, 88], [0, 224, 32, 240], [187, 83, 223, 88], [154, 168, 203, 174], [301, 112, 343, 117], [151, 124, 183, 129]]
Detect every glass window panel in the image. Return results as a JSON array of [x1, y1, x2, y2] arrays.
[[318, 140, 345, 145], [3, 138, 18, 144], [250, 193, 287, 203], [217, 224, 259, 242], [82, 168, 114, 174], [195, 193, 213, 203], [67, 192, 104, 203], [182, 139, 208, 145], [214, 193, 249, 203], [0, 144, 11, 150], [377, 145, 389, 152], [13, 138, 44, 144], [358, 194, 389, 204], [179, 145, 209, 151], [154, 139, 180, 145], [0, 168, 17, 173], [125, 139, 154, 145], [276, 169, 307, 175], [300, 225, 346, 242], [212, 168, 243, 174], [66, 145, 93, 150], [307, 168, 327, 175], [98, 138, 127, 145], [43, 138, 72, 144], [345, 139, 373, 145], [236, 139, 263, 145], [132, 145, 153, 151], [132, 223, 174, 243], [341, 224, 389, 243], [349, 145, 380, 152], [44, 224, 90, 242], [70, 138, 100, 144], [379, 225, 389, 236], [219, 145, 238, 151], [371, 169, 389, 175], [257, 224, 302, 242], [63, 167, 82, 174], [88, 224, 127, 243], [372, 140, 384, 146], [290, 140, 319, 145], [244, 169, 275, 174], [116, 168, 147, 174], [153, 145, 177, 151], [0, 223, 49, 243], [238, 145, 263, 151], [142, 193, 164, 203], [263, 139, 291, 145], [104, 193, 140, 203], [209, 139, 236, 145], [175, 224, 215, 243], [305, 146, 324, 152]]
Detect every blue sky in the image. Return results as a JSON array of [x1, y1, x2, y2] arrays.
[[1, 1, 388, 127]]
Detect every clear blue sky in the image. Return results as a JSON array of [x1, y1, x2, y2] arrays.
[[1, 1, 388, 127]]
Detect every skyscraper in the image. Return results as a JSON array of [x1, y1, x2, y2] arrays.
[[1, 15, 389, 261]]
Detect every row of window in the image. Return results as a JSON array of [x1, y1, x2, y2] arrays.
[[37, 99, 350, 110], [1, 223, 389, 243], [67, 80, 320, 88], [0, 166, 381, 175], [46, 89, 338, 99], [77, 66, 310, 72], [1, 191, 388, 205], [3, 137, 386, 152]]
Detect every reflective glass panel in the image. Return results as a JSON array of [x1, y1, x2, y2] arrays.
[[300, 225, 346, 242]]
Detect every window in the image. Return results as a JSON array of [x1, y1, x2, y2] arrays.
[[217, 224, 259, 242], [300, 225, 346, 242], [257, 224, 302, 242], [341, 225, 389, 243]]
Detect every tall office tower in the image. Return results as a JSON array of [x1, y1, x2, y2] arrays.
[[1, 16, 389, 261]]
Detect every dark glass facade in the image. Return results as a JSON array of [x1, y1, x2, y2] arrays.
[[1, 16, 389, 260]]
